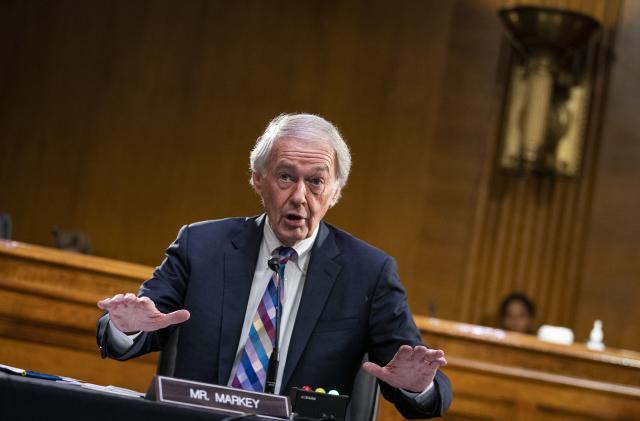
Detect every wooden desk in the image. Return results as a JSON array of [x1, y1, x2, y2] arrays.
[[378, 318, 640, 421], [2, 240, 639, 420], [0, 240, 157, 392]]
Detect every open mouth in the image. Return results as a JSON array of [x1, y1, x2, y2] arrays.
[[285, 214, 305, 222]]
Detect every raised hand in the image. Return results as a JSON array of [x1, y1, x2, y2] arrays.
[[97, 293, 190, 334], [362, 345, 447, 393]]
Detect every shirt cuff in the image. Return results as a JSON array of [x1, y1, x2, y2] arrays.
[[107, 321, 142, 354], [400, 381, 435, 404]]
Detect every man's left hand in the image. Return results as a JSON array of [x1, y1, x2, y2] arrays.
[[361, 345, 447, 393]]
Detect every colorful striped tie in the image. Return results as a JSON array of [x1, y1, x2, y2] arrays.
[[231, 246, 295, 392]]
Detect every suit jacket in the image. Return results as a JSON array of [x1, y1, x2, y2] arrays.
[[96, 215, 452, 418]]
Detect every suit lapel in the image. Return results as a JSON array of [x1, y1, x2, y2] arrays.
[[281, 222, 342, 390], [217, 215, 265, 385]]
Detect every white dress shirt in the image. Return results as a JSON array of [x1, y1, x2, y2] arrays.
[[226, 217, 318, 393]]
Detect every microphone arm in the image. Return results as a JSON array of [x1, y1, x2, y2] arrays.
[[265, 256, 283, 394]]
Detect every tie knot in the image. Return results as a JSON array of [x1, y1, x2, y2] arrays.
[[277, 246, 296, 264]]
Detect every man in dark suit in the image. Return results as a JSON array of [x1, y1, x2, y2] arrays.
[[97, 113, 452, 418]]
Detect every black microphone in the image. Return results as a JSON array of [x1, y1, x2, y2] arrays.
[[265, 256, 282, 394], [268, 256, 280, 273]]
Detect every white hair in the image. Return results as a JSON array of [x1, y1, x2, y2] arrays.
[[249, 113, 352, 189]]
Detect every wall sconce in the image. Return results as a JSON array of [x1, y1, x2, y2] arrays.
[[497, 6, 600, 176]]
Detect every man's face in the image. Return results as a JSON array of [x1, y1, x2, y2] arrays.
[[252, 137, 341, 246]]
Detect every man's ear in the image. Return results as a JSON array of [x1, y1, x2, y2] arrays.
[[251, 171, 263, 194]]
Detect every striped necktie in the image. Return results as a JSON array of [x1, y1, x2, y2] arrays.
[[231, 246, 296, 392]]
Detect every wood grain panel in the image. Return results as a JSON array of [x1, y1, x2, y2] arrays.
[[574, 0, 640, 353], [405, 0, 505, 320], [0, 337, 155, 393], [0, 0, 456, 269], [459, 0, 622, 332], [0, 240, 157, 392], [381, 317, 640, 421], [0, 0, 638, 354], [0, 0, 477, 324]]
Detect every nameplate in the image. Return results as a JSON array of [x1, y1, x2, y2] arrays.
[[146, 375, 291, 419]]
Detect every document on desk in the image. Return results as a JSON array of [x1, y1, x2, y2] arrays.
[[0, 362, 142, 398], [80, 383, 144, 398], [0, 363, 77, 382], [0, 363, 25, 375]]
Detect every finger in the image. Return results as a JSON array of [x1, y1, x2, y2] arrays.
[[429, 357, 447, 367], [124, 293, 138, 305], [111, 294, 125, 306], [145, 309, 190, 331], [97, 297, 111, 310], [98, 293, 127, 310], [361, 362, 387, 381], [164, 309, 191, 326], [431, 357, 447, 367], [138, 296, 156, 311], [412, 346, 428, 361], [423, 349, 445, 362], [131, 297, 156, 315], [395, 345, 413, 362], [138, 299, 162, 316]]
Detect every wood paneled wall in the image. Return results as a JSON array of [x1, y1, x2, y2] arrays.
[[460, 1, 622, 329], [0, 0, 639, 351], [574, 0, 640, 353]]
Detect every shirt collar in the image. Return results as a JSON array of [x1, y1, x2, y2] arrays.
[[263, 216, 319, 273]]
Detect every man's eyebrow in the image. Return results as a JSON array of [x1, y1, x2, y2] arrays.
[[274, 162, 331, 173], [309, 165, 330, 173]]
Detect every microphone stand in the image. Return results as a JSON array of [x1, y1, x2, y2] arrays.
[[265, 257, 283, 394]]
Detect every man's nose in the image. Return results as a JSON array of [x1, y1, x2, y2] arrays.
[[290, 180, 307, 204]]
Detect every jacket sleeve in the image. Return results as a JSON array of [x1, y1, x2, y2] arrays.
[[367, 256, 452, 419], [96, 225, 191, 361]]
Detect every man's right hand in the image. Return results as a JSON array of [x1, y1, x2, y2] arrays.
[[97, 293, 191, 334]]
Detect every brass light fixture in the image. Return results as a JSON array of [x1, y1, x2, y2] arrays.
[[498, 6, 600, 176]]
